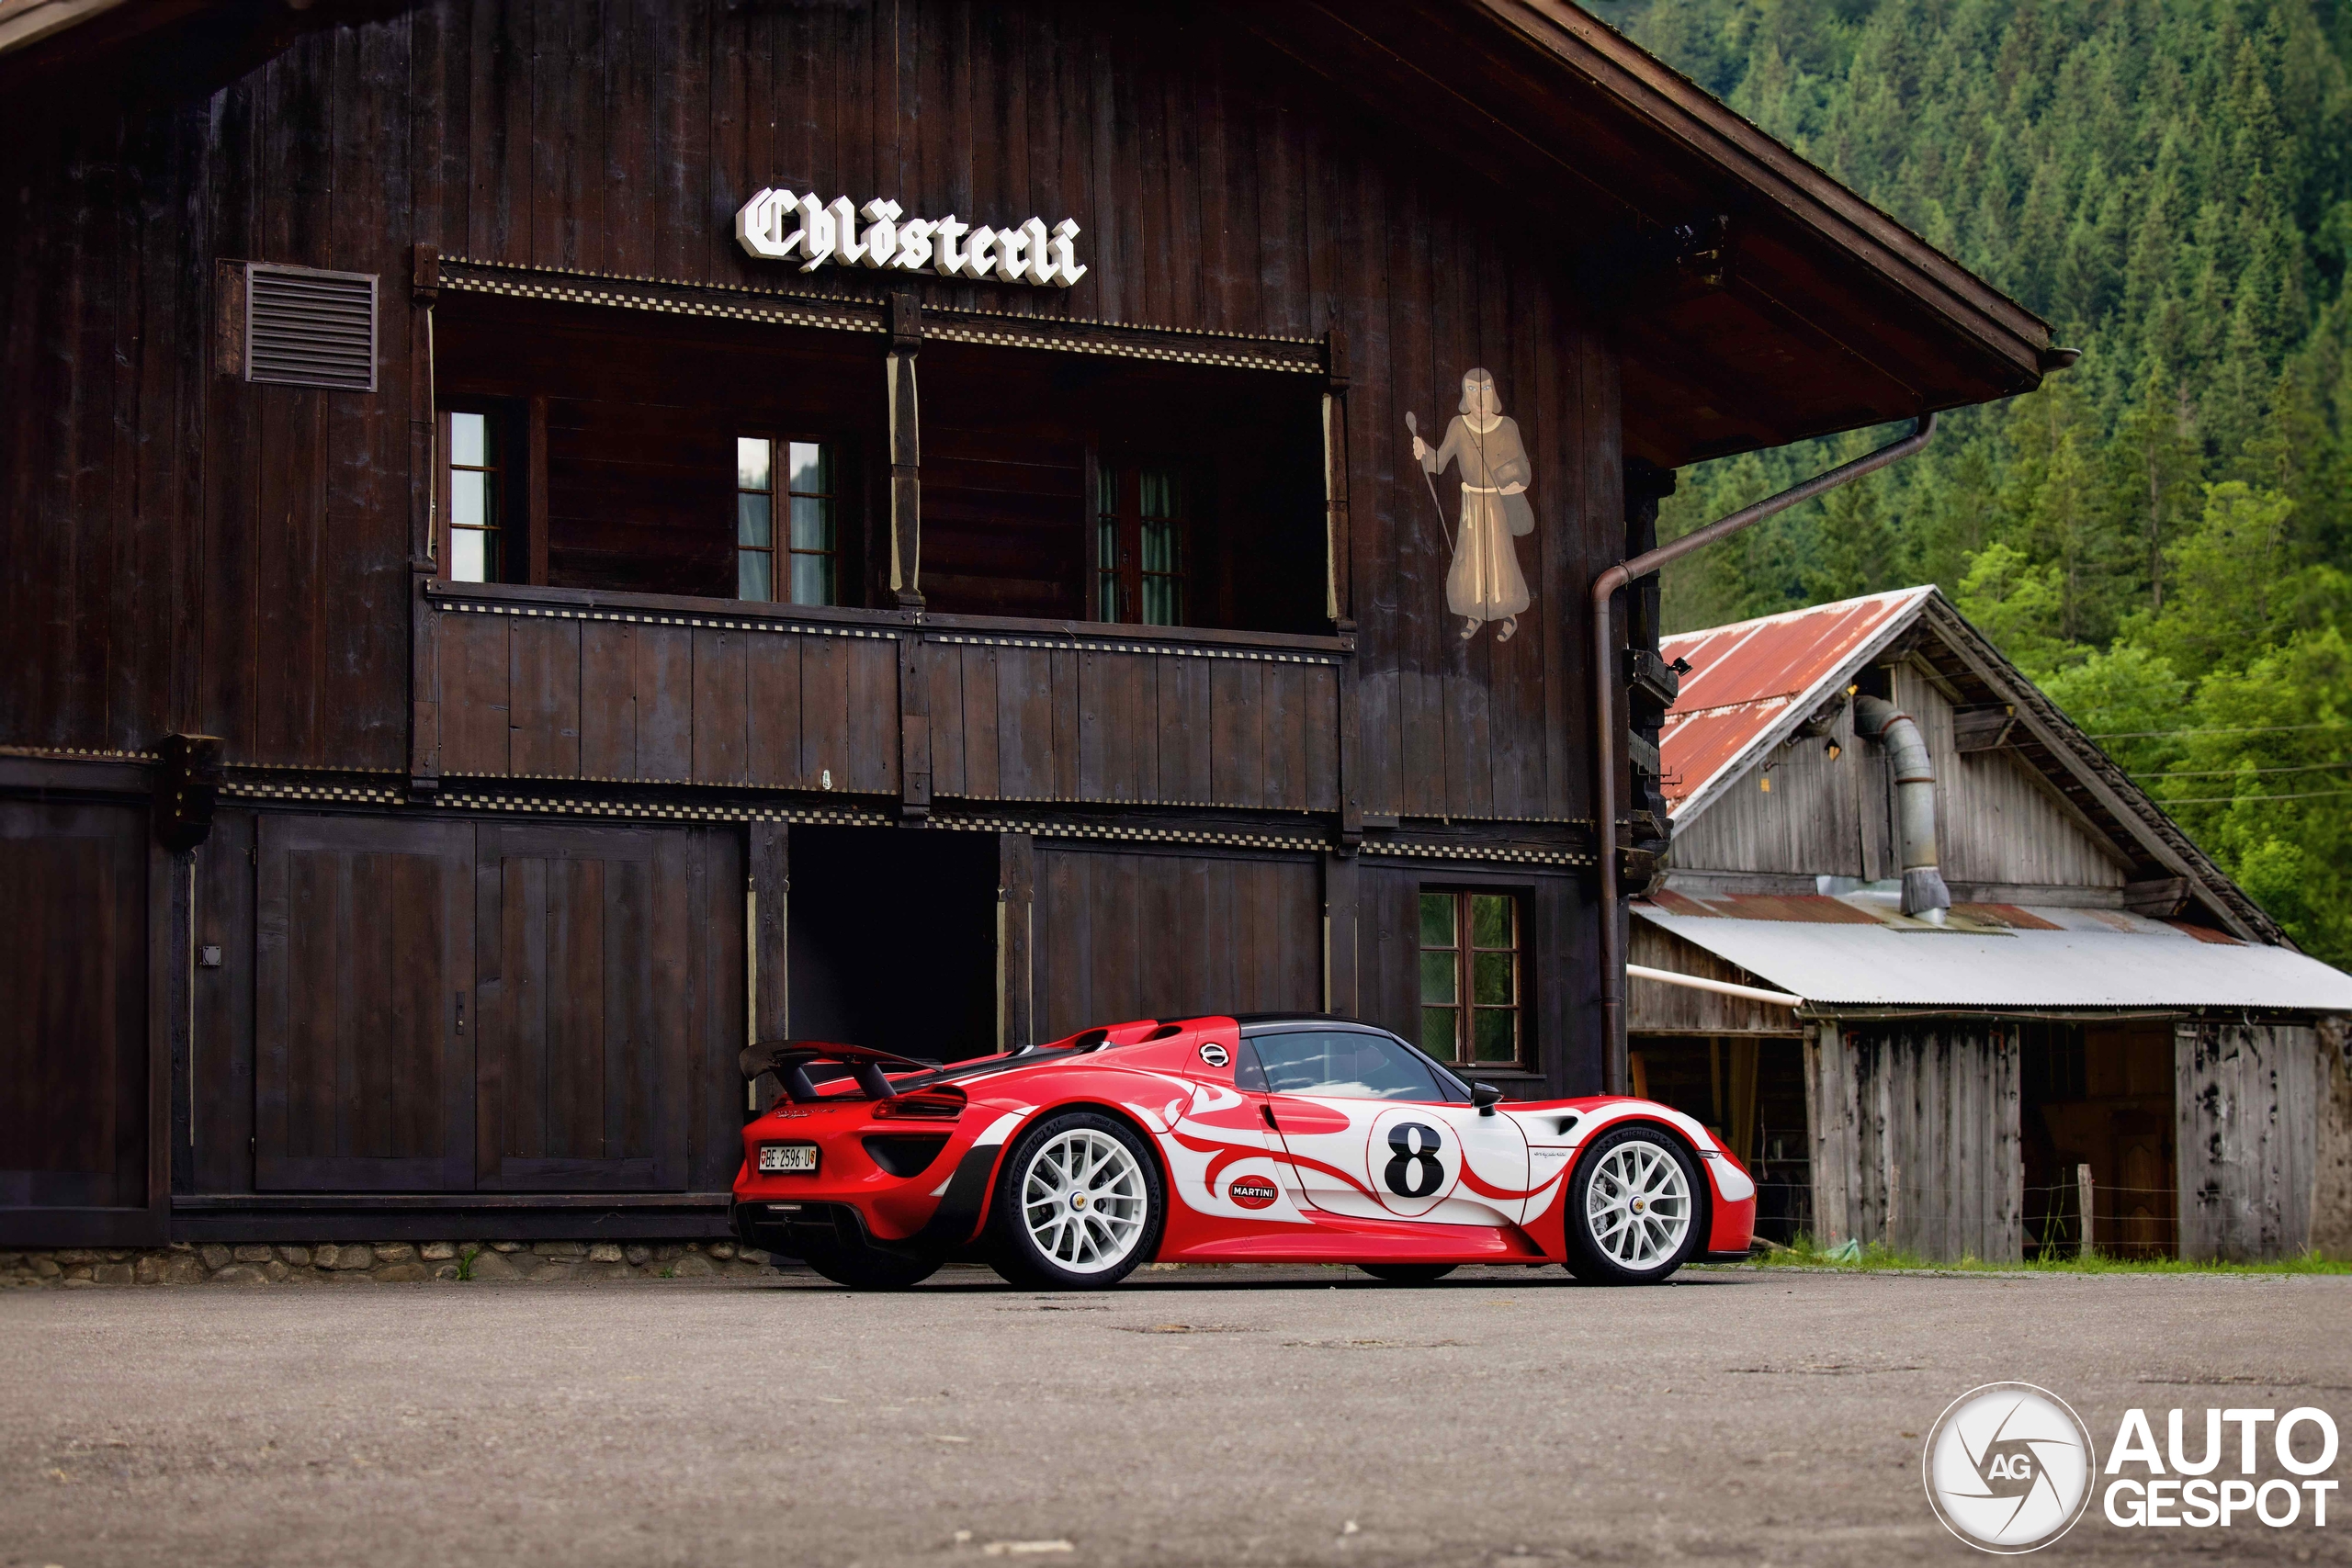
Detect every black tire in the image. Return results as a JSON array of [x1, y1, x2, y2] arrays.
[[987, 1110, 1165, 1289], [1560, 1123, 1706, 1286], [800, 1245, 940, 1291], [1357, 1263, 1458, 1284]]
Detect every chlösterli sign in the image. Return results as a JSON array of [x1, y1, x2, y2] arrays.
[[735, 188, 1086, 287]]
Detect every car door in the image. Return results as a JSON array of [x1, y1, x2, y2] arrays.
[[1242, 1027, 1530, 1227]]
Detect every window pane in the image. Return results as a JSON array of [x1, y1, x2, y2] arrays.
[[1472, 1009, 1517, 1063], [1419, 893, 1456, 949], [738, 549, 772, 603], [1419, 949, 1456, 1006], [450, 527, 488, 584], [1420, 1008, 1459, 1059], [1474, 950, 1513, 1007], [1140, 517, 1178, 576], [790, 550, 834, 607], [1139, 467, 1178, 521], [449, 411, 488, 468], [1097, 462, 1118, 515], [787, 440, 828, 495], [789, 495, 833, 552], [1472, 894, 1514, 949], [1140, 574, 1181, 627], [737, 492, 772, 548], [1250, 1030, 1442, 1101], [450, 469, 489, 531], [737, 436, 772, 493]]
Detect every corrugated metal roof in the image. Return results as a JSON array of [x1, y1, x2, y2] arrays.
[[1658, 586, 1933, 816], [1633, 903, 2352, 1010]]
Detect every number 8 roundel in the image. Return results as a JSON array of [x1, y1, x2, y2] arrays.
[[1364, 1105, 1462, 1217]]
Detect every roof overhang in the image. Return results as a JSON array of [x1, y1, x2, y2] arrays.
[[1635, 905, 2352, 1013], [1232, 0, 2053, 467]]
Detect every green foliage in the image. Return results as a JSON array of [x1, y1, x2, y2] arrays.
[[1740, 1235, 2352, 1273], [1600, 0, 2352, 966]]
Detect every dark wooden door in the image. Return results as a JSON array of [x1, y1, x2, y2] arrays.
[[0, 801, 150, 1213], [473, 825, 691, 1190], [255, 817, 476, 1190]]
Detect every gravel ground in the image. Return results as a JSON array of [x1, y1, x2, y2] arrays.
[[4, 1262, 2347, 1566]]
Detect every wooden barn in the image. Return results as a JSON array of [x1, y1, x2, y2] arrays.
[[0, 0, 2059, 1249], [1626, 588, 2352, 1262]]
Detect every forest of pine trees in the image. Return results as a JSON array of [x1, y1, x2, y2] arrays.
[[1595, 0, 2352, 968]]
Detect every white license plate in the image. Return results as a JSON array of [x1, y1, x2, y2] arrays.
[[759, 1144, 818, 1174]]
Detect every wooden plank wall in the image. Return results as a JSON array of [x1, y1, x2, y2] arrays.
[[1626, 919, 1804, 1036], [1806, 1020, 2023, 1262], [1672, 660, 2132, 890], [0, 0, 1615, 829], [1031, 846, 1320, 1038], [2312, 1015, 2352, 1259], [2176, 1019, 2318, 1261], [0, 801, 151, 1210], [192, 809, 744, 1198]]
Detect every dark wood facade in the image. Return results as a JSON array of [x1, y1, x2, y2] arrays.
[[0, 0, 2045, 1243]]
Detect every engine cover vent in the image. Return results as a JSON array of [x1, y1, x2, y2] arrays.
[[243, 263, 376, 391]]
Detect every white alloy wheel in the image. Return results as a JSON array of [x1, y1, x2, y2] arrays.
[[1020, 1127, 1149, 1275], [1583, 1136, 1692, 1269]]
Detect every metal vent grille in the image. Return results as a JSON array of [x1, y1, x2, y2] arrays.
[[244, 264, 377, 391]]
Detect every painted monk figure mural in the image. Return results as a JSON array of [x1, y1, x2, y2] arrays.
[[1412, 368, 1533, 642]]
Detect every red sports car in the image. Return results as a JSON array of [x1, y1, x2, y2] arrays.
[[730, 1014, 1756, 1289]]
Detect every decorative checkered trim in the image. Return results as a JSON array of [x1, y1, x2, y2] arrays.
[[1361, 840, 1594, 868], [435, 255, 1327, 372], [223, 780, 407, 806], [428, 593, 899, 641], [923, 318, 1320, 373], [925, 631, 1345, 666], [440, 261, 885, 334], [0, 744, 158, 762]]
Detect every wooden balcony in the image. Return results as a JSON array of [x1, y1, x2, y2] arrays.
[[419, 581, 1349, 817]]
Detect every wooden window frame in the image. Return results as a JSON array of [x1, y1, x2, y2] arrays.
[[436, 401, 534, 585], [1417, 886, 1529, 1070], [737, 432, 842, 607], [1092, 455, 1194, 627]]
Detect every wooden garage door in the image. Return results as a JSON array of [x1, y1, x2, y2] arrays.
[[255, 817, 475, 1190], [0, 801, 150, 1211], [1033, 847, 1321, 1038], [473, 825, 692, 1190]]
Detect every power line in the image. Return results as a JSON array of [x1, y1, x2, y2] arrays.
[[2164, 786, 2352, 804], [2090, 722, 2344, 739], [2132, 761, 2352, 778]]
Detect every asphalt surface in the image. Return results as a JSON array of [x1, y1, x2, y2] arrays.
[[6, 1263, 2348, 1566]]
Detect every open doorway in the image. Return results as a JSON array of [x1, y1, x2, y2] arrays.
[[1626, 1032, 1809, 1244], [2020, 1020, 2177, 1258], [787, 827, 1001, 1064]]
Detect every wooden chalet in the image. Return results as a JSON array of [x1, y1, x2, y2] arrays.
[[0, 0, 2056, 1247], [1628, 589, 2352, 1262]]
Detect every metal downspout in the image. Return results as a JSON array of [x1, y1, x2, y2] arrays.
[[1591, 414, 1937, 1095]]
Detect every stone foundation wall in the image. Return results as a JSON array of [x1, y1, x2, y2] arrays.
[[0, 1240, 786, 1289]]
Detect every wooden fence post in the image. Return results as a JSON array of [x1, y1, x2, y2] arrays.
[[2078, 1163, 2097, 1258]]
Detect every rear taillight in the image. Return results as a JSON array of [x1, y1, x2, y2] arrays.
[[873, 1089, 967, 1120]]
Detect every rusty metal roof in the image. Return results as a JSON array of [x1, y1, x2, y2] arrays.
[[1658, 586, 1934, 818]]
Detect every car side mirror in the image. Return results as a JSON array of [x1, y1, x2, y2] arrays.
[[1471, 1081, 1504, 1116]]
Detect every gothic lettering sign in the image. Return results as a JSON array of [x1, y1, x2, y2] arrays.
[[734, 188, 1087, 287]]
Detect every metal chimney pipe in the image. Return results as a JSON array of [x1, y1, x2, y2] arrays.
[[1590, 414, 1936, 1095], [1852, 694, 1951, 921]]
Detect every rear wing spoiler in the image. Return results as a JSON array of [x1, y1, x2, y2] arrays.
[[741, 1040, 933, 1104]]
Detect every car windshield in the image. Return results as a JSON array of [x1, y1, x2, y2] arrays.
[[1238, 1029, 1455, 1101]]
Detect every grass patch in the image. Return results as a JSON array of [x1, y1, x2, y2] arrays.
[[1734, 1235, 2352, 1276]]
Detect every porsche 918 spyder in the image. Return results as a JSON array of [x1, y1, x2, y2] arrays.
[[729, 1013, 1755, 1289]]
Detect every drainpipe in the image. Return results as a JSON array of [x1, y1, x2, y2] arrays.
[[1591, 414, 1936, 1095], [1852, 694, 1951, 922]]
